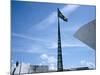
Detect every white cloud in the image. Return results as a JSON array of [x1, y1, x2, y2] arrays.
[[25, 45, 44, 53], [12, 33, 86, 54], [48, 42, 86, 49], [40, 54, 56, 64], [12, 33, 51, 54], [12, 33, 46, 42], [80, 60, 95, 68], [13, 45, 46, 54], [61, 5, 79, 15], [49, 64, 55, 70], [12, 32, 86, 55], [29, 5, 79, 31], [86, 62, 95, 68], [47, 56, 56, 64], [80, 60, 86, 65], [40, 54, 57, 70], [40, 54, 48, 60]]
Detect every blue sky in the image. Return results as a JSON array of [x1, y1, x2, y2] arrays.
[[11, 1, 96, 70]]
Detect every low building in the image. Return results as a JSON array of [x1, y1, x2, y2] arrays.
[[12, 64, 49, 74], [29, 65, 49, 73]]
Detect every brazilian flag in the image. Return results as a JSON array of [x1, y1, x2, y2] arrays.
[[58, 8, 68, 22]]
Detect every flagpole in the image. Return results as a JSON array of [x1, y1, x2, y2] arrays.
[[57, 8, 63, 71]]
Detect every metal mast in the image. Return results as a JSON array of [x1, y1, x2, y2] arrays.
[[57, 8, 63, 71]]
